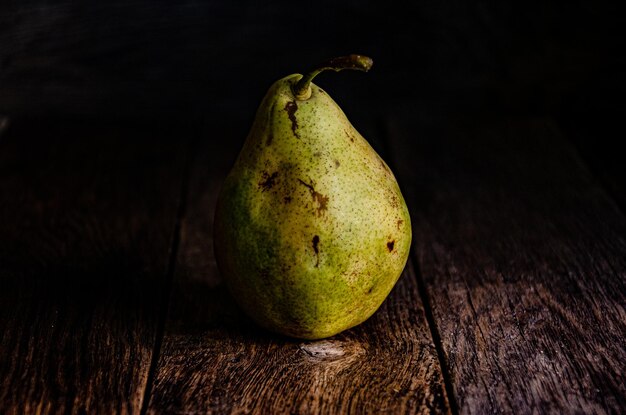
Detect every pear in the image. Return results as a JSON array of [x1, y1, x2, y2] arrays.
[[214, 55, 411, 340]]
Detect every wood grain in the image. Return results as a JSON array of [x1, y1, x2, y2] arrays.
[[145, 115, 451, 414], [0, 118, 188, 414], [388, 111, 626, 414]]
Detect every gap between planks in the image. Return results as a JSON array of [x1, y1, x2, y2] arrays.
[[140, 125, 196, 415], [386, 109, 626, 414], [0, 117, 190, 414], [378, 116, 460, 415]]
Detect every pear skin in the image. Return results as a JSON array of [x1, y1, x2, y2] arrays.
[[214, 60, 411, 340]]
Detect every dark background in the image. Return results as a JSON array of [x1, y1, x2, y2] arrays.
[[1, 1, 625, 195]]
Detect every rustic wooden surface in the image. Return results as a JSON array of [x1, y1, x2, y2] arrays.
[[388, 110, 626, 414], [1, 105, 625, 414], [0, 118, 189, 414]]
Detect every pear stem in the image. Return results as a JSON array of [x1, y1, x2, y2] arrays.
[[292, 55, 374, 100]]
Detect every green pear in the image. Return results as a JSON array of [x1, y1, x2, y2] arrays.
[[214, 55, 411, 340]]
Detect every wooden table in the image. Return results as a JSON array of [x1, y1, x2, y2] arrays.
[[0, 106, 624, 415]]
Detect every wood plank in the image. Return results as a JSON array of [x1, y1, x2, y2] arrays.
[[146, 114, 451, 414], [0, 118, 188, 414], [388, 111, 626, 414]]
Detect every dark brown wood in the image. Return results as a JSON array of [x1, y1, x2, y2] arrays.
[[0, 118, 188, 414], [145, 115, 451, 414], [388, 110, 626, 414]]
